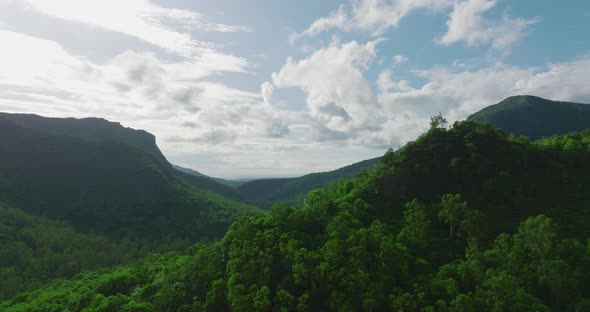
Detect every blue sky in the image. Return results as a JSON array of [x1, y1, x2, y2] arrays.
[[0, 0, 589, 178]]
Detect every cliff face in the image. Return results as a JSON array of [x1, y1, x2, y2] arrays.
[[0, 112, 169, 165]]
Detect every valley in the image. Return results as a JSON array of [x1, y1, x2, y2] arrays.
[[1, 96, 590, 310]]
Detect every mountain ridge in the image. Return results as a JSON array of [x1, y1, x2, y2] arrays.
[[236, 157, 381, 208], [0, 114, 260, 242], [467, 95, 590, 139], [0, 112, 169, 165]]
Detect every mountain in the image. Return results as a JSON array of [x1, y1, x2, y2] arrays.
[[236, 157, 381, 208], [172, 166, 246, 199], [0, 113, 248, 199], [0, 114, 260, 242], [467, 95, 590, 139], [173, 165, 248, 188], [0, 113, 168, 164], [5, 121, 590, 311]]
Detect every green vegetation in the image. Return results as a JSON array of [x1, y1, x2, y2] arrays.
[[236, 157, 380, 209], [0, 204, 147, 300], [467, 95, 590, 140], [4, 120, 590, 311], [0, 114, 264, 301], [0, 112, 169, 164], [0, 118, 260, 242]]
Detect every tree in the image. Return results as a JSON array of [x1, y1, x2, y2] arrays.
[[204, 279, 229, 312], [430, 113, 448, 130], [397, 199, 430, 249], [438, 194, 468, 239]]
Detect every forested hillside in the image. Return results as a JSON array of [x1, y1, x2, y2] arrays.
[[0, 114, 263, 302], [0, 116, 260, 242], [0, 205, 149, 300], [5, 120, 590, 311], [467, 95, 590, 140], [0, 113, 169, 164], [237, 157, 380, 208]]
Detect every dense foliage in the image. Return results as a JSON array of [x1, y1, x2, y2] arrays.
[[0, 113, 169, 164], [4, 121, 590, 311], [467, 95, 590, 140], [236, 157, 380, 209], [0, 205, 148, 300], [0, 118, 261, 242]]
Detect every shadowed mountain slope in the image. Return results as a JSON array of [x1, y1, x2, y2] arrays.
[[467, 95, 590, 139], [0, 115, 259, 241], [236, 157, 381, 208]]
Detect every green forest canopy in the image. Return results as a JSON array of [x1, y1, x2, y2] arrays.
[[3, 120, 590, 311]]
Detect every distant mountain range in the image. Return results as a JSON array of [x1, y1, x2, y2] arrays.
[[235, 157, 381, 209], [171, 151, 384, 211], [176, 158, 382, 209], [173, 165, 249, 188], [467, 95, 590, 139], [177, 95, 590, 209], [3, 94, 589, 233]]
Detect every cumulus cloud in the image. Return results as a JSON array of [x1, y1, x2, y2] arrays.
[[511, 58, 590, 103], [438, 0, 538, 49], [270, 36, 590, 151], [271, 40, 381, 136], [377, 70, 413, 92], [295, 0, 536, 50], [378, 64, 535, 124], [377, 58, 590, 138], [293, 0, 453, 40]]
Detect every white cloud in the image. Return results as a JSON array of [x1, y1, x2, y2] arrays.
[[271, 40, 381, 136], [0, 30, 289, 146], [272, 34, 590, 150], [293, 0, 453, 40], [377, 70, 413, 92], [0, 30, 301, 177], [22, 0, 249, 73], [438, 0, 538, 49], [260, 82, 274, 105], [332, 57, 588, 151], [377, 58, 590, 142], [511, 58, 590, 103], [295, 0, 536, 50], [393, 54, 408, 64], [378, 64, 536, 124], [0, 1, 587, 178]]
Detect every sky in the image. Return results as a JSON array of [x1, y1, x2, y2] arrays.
[[0, 0, 589, 179]]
